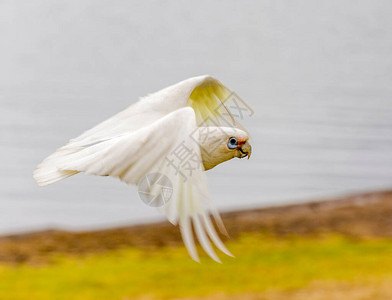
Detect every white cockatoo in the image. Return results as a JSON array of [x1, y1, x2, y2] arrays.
[[33, 75, 252, 262]]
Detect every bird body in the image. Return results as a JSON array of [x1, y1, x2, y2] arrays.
[[34, 75, 252, 262]]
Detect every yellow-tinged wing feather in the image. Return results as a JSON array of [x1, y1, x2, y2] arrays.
[[187, 77, 248, 134]]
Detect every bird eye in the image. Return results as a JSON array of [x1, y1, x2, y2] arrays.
[[227, 137, 239, 149]]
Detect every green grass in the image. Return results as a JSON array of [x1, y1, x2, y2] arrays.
[[1, 233, 392, 300]]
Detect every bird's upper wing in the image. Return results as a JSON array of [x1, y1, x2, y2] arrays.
[[57, 107, 233, 262], [67, 75, 247, 149]]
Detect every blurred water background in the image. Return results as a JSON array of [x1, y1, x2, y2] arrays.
[[1, 1, 392, 234]]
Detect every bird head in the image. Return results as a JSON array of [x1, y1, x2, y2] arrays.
[[228, 136, 252, 159], [197, 127, 252, 170]]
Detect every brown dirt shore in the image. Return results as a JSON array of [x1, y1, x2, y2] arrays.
[[1, 190, 392, 264]]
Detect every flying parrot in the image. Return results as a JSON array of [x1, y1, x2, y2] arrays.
[[33, 75, 252, 262]]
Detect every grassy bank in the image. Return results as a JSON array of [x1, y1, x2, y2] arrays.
[[2, 234, 392, 299], [1, 190, 392, 299]]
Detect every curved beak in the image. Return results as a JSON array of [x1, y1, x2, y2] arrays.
[[238, 141, 252, 159]]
